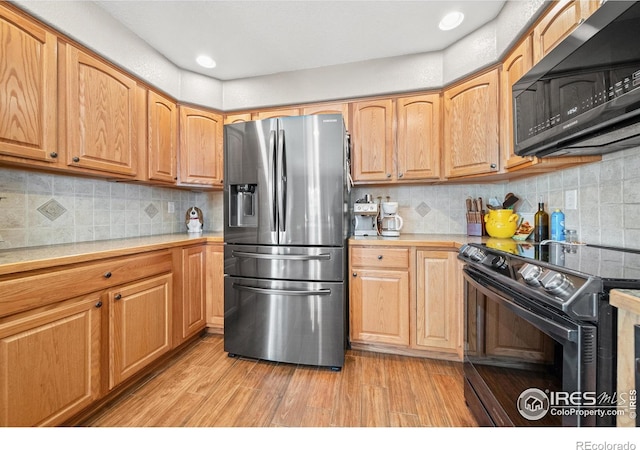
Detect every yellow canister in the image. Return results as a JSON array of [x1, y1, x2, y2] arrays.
[[484, 209, 519, 238]]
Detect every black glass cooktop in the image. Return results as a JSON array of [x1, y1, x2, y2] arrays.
[[478, 241, 640, 283]]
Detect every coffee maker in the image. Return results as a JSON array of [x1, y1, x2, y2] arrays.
[[381, 202, 404, 237], [353, 195, 378, 236]]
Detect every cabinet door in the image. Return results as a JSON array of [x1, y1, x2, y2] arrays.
[[62, 44, 142, 176], [0, 295, 102, 426], [205, 243, 224, 332], [0, 5, 57, 163], [178, 105, 223, 186], [532, 0, 600, 63], [224, 113, 252, 125], [254, 108, 300, 120], [178, 245, 207, 342], [350, 268, 409, 346], [147, 90, 177, 183], [396, 94, 441, 180], [501, 36, 534, 170], [414, 251, 461, 356], [109, 274, 172, 389], [302, 103, 350, 130], [351, 99, 395, 182], [443, 69, 500, 178]]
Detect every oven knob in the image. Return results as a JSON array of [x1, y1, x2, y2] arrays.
[[490, 256, 507, 269], [539, 270, 575, 298], [467, 247, 486, 262], [518, 263, 543, 286]]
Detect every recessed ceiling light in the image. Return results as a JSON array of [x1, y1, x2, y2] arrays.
[[439, 11, 464, 31], [196, 55, 216, 69]]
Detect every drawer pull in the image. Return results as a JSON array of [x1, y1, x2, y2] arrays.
[[104, 272, 112, 279], [352, 272, 357, 277], [95, 301, 103, 308], [377, 255, 383, 260], [114, 293, 122, 300]]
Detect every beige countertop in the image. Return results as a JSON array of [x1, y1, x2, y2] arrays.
[[349, 233, 485, 248], [0, 232, 223, 276]]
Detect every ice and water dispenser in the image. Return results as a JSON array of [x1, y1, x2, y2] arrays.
[[229, 184, 258, 227]]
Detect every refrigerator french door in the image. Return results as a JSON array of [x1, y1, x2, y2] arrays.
[[223, 114, 349, 369]]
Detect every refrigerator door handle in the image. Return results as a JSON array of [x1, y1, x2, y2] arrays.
[[231, 250, 332, 261], [232, 284, 331, 296], [277, 129, 287, 233], [269, 130, 277, 232]]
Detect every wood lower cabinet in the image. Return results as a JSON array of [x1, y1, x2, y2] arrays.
[[61, 43, 143, 177], [350, 246, 410, 347], [0, 294, 102, 426], [108, 273, 172, 389], [205, 243, 224, 333], [178, 105, 224, 187], [414, 250, 462, 358], [444, 69, 500, 178], [173, 245, 207, 346], [0, 4, 58, 164]]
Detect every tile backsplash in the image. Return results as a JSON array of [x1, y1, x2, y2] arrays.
[[2, 146, 639, 251], [353, 146, 640, 250], [0, 166, 223, 250]]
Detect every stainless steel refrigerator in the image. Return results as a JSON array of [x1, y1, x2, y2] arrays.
[[223, 114, 350, 369]]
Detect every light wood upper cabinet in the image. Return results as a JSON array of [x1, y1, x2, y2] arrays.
[[302, 102, 350, 130], [178, 105, 224, 187], [61, 43, 143, 177], [147, 90, 178, 183], [0, 4, 58, 163], [414, 250, 462, 357], [108, 273, 172, 389], [0, 294, 102, 426], [501, 36, 534, 170], [396, 94, 441, 180], [224, 113, 252, 125], [351, 99, 395, 182], [443, 69, 500, 178], [532, 0, 601, 64], [254, 108, 300, 120]]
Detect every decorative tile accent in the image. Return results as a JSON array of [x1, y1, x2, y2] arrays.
[[145, 203, 159, 219], [37, 199, 67, 222], [415, 201, 431, 217]]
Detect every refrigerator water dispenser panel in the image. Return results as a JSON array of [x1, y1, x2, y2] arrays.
[[230, 184, 258, 227]]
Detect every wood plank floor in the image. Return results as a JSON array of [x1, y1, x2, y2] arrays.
[[84, 334, 478, 427]]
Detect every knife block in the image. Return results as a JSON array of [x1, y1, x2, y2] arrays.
[[466, 213, 485, 236]]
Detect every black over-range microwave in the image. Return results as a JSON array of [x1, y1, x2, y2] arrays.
[[513, 1, 640, 158]]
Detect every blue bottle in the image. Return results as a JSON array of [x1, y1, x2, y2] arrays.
[[551, 209, 565, 241]]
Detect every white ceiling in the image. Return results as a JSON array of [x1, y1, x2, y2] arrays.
[[94, 0, 507, 81]]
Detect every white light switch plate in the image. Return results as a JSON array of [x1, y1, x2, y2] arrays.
[[565, 190, 577, 210]]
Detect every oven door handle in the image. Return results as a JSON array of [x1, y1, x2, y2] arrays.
[[464, 269, 578, 344]]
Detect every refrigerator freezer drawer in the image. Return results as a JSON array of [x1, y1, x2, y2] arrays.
[[224, 244, 344, 282], [224, 277, 346, 368]]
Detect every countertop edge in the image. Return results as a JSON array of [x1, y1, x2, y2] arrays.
[[0, 234, 223, 276], [610, 289, 640, 316]]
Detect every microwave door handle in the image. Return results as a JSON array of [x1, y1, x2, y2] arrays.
[[277, 129, 286, 233], [269, 130, 277, 232], [463, 269, 578, 344], [233, 284, 331, 296]]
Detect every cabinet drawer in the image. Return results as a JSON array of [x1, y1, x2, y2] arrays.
[[350, 247, 409, 269], [0, 251, 172, 318]]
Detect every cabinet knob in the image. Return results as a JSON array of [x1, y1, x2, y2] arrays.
[[377, 255, 383, 260], [104, 272, 112, 279], [72, 156, 80, 163], [95, 301, 103, 308], [386, 173, 391, 178], [398, 172, 404, 178], [114, 293, 122, 300], [49, 152, 58, 158], [352, 272, 357, 277], [490, 163, 497, 169]]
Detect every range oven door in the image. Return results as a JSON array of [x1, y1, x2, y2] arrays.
[[463, 266, 598, 427]]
